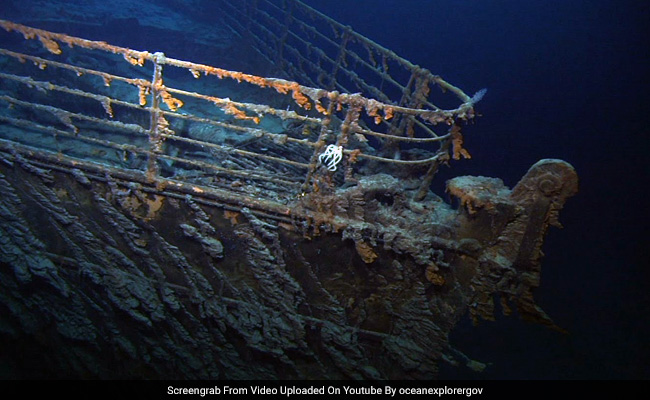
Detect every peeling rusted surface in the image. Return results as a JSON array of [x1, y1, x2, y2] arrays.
[[0, 149, 577, 378]]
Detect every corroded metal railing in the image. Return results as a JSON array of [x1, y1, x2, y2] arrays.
[[0, 9, 478, 207]]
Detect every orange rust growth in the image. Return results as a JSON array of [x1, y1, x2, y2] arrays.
[[138, 84, 149, 106], [355, 240, 378, 264], [450, 124, 471, 160], [221, 102, 260, 124], [315, 101, 327, 114], [292, 89, 312, 110], [144, 194, 165, 220], [160, 90, 183, 111], [129, 78, 151, 106], [224, 210, 240, 225], [454, 188, 478, 214], [365, 100, 384, 124], [39, 36, 61, 55], [1, 20, 154, 64], [384, 106, 394, 120], [263, 80, 312, 110], [171, 61, 323, 115], [123, 53, 145, 67], [425, 264, 445, 286], [152, 74, 184, 111], [347, 149, 362, 163], [0, 21, 37, 42], [116, 191, 165, 221], [200, 65, 275, 90], [157, 114, 174, 135]]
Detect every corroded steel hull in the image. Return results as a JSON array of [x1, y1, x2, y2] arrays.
[[0, 148, 576, 379]]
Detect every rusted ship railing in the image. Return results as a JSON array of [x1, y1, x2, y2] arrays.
[[218, 0, 479, 156], [0, 9, 478, 213]]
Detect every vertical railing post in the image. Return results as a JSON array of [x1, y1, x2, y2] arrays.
[[327, 27, 352, 92], [301, 92, 338, 193], [146, 52, 165, 182]]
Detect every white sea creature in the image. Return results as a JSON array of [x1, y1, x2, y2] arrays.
[[470, 88, 487, 104], [318, 144, 343, 171]]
